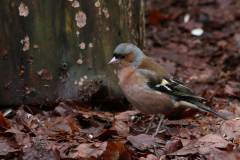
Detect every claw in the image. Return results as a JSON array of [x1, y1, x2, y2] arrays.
[[145, 114, 156, 134], [152, 114, 164, 137]]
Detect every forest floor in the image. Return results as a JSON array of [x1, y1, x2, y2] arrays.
[[1, 0, 240, 159]]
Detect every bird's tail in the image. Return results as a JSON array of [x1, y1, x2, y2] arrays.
[[186, 98, 228, 120]]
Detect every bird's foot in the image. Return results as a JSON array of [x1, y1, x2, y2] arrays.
[[152, 128, 167, 137], [135, 126, 155, 133], [136, 128, 147, 133], [143, 114, 157, 134], [152, 114, 165, 137], [144, 126, 156, 134], [145, 128, 150, 134]]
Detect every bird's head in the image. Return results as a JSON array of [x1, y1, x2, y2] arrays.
[[108, 43, 146, 69]]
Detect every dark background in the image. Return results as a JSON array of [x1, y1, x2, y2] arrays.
[[145, 0, 240, 113]]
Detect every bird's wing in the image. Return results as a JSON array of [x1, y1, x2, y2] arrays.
[[136, 69, 207, 100]]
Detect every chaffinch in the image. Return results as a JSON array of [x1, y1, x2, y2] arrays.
[[109, 43, 228, 136]]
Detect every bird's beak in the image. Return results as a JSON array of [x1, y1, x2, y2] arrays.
[[108, 57, 119, 64]]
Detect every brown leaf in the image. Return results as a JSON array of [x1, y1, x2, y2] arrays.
[[95, 129, 118, 141], [115, 110, 140, 122], [226, 143, 234, 151], [115, 120, 129, 136], [0, 144, 18, 156], [116, 141, 131, 160], [178, 20, 203, 31], [127, 134, 164, 151], [164, 139, 183, 154], [208, 150, 240, 160], [0, 134, 19, 155], [5, 127, 22, 134], [69, 120, 78, 134], [70, 142, 108, 158], [220, 120, 240, 139], [149, 11, 166, 26], [169, 134, 228, 156], [139, 154, 158, 160], [15, 133, 31, 146], [0, 111, 11, 130], [179, 128, 192, 139], [101, 139, 120, 160], [16, 107, 44, 129], [224, 82, 240, 98]]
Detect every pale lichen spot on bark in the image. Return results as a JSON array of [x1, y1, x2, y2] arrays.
[[88, 43, 93, 48], [21, 35, 30, 51], [74, 80, 78, 85], [75, 11, 87, 28], [95, 1, 100, 7], [77, 59, 83, 64], [78, 81, 83, 86], [76, 31, 79, 37], [102, 8, 109, 18], [105, 13, 109, 18], [79, 77, 84, 85], [72, 0, 80, 8], [19, 2, 29, 17], [34, 44, 38, 48], [79, 42, 85, 49]]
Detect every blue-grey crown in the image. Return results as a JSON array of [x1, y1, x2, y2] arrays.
[[114, 43, 143, 55], [113, 43, 146, 66]]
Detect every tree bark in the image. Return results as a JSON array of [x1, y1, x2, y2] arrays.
[[0, 0, 145, 107]]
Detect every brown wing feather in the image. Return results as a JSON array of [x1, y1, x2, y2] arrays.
[[136, 58, 207, 100], [137, 57, 172, 79]]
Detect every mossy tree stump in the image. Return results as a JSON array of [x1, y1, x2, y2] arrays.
[[0, 0, 145, 108]]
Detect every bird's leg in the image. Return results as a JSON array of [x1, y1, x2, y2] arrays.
[[198, 112, 213, 124], [162, 118, 168, 126], [152, 114, 165, 136], [145, 114, 157, 134]]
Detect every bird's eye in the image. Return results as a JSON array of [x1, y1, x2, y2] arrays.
[[113, 53, 118, 59], [121, 55, 126, 59]]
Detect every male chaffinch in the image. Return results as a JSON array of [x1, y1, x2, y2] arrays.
[[109, 43, 228, 136]]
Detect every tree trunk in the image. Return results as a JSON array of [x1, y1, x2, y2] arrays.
[[0, 0, 145, 109]]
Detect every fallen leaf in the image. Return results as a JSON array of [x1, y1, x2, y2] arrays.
[[164, 139, 183, 154], [70, 142, 107, 158], [0, 111, 11, 130], [127, 134, 164, 151], [169, 134, 228, 156]]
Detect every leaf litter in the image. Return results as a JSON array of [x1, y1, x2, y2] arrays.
[[1, 0, 240, 159]]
